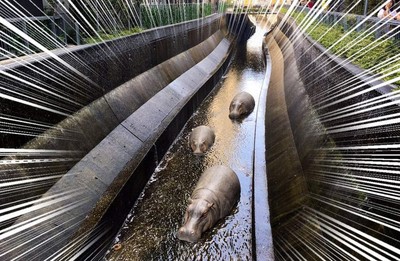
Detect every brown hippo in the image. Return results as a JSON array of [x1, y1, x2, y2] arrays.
[[189, 126, 215, 156], [229, 92, 255, 119], [177, 165, 240, 243]]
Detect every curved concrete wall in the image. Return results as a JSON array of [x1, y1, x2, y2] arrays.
[[265, 15, 400, 258], [0, 15, 225, 208], [264, 31, 309, 226], [265, 16, 397, 224], [3, 14, 256, 260], [0, 14, 223, 148]]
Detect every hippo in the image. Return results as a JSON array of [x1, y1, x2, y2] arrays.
[[229, 92, 255, 119], [177, 165, 240, 243], [189, 126, 215, 156]]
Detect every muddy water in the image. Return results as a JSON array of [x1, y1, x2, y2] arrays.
[[106, 17, 269, 261]]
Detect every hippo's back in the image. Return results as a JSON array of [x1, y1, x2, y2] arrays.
[[233, 92, 255, 108], [191, 126, 215, 141], [197, 165, 240, 201]]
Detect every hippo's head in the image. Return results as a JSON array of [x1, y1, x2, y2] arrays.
[[190, 139, 208, 156], [177, 198, 214, 242], [229, 101, 247, 119]]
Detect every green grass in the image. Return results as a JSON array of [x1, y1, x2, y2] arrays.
[[281, 8, 400, 87], [84, 4, 214, 44], [140, 4, 213, 29], [84, 27, 143, 44]]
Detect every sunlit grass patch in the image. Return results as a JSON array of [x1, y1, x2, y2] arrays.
[[140, 3, 213, 29], [84, 27, 143, 44]]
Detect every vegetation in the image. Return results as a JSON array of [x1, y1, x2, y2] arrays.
[[232, 5, 264, 13], [83, 27, 142, 44], [140, 3, 213, 29], [79, 2, 214, 43], [82, 3, 213, 43], [328, 0, 384, 15], [0, 20, 62, 58], [281, 8, 400, 87], [2, 2, 217, 59]]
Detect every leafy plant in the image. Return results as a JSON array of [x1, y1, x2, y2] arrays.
[[83, 27, 142, 44], [140, 3, 213, 29]]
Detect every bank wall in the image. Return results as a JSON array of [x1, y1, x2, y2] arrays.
[[265, 15, 400, 260]]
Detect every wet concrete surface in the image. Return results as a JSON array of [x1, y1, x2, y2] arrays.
[[270, 16, 400, 260], [264, 28, 308, 226], [106, 16, 269, 261]]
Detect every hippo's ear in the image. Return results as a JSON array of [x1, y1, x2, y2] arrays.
[[188, 197, 193, 204], [207, 202, 214, 208]]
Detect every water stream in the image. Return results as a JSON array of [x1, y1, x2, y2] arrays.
[[106, 16, 269, 261]]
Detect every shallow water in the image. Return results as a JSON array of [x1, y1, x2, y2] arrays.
[[106, 17, 268, 260]]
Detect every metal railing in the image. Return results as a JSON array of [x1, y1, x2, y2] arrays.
[[0, 4, 219, 60], [0, 15, 75, 60]]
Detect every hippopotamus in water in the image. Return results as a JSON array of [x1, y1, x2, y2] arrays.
[[189, 126, 215, 156], [177, 165, 240, 243], [229, 92, 255, 119]]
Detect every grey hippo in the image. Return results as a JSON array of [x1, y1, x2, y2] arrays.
[[177, 165, 240, 242], [228, 91, 255, 119], [189, 125, 215, 156]]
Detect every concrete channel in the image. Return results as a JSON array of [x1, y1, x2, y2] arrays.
[[3, 8, 398, 260], [105, 15, 274, 260], [1, 13, 275, 260]]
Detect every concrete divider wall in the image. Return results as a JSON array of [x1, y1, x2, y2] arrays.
[[271, 25, 326, 179], [0, 14, 222, 148], [25, 30, 226, 153], [264, 16, 398, 178], [0, 18, 225, 209], [3, 14, 256, 260]]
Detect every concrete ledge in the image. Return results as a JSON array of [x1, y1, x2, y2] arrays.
[[264, 31, 308, 227], [0, 17, 225, 220], [1, 14, 257, 259], [266, 15, 400, 260], [253, 38, 274, 261]]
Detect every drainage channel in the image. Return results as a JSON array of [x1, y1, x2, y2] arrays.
[[106, 16, 269, 260]]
